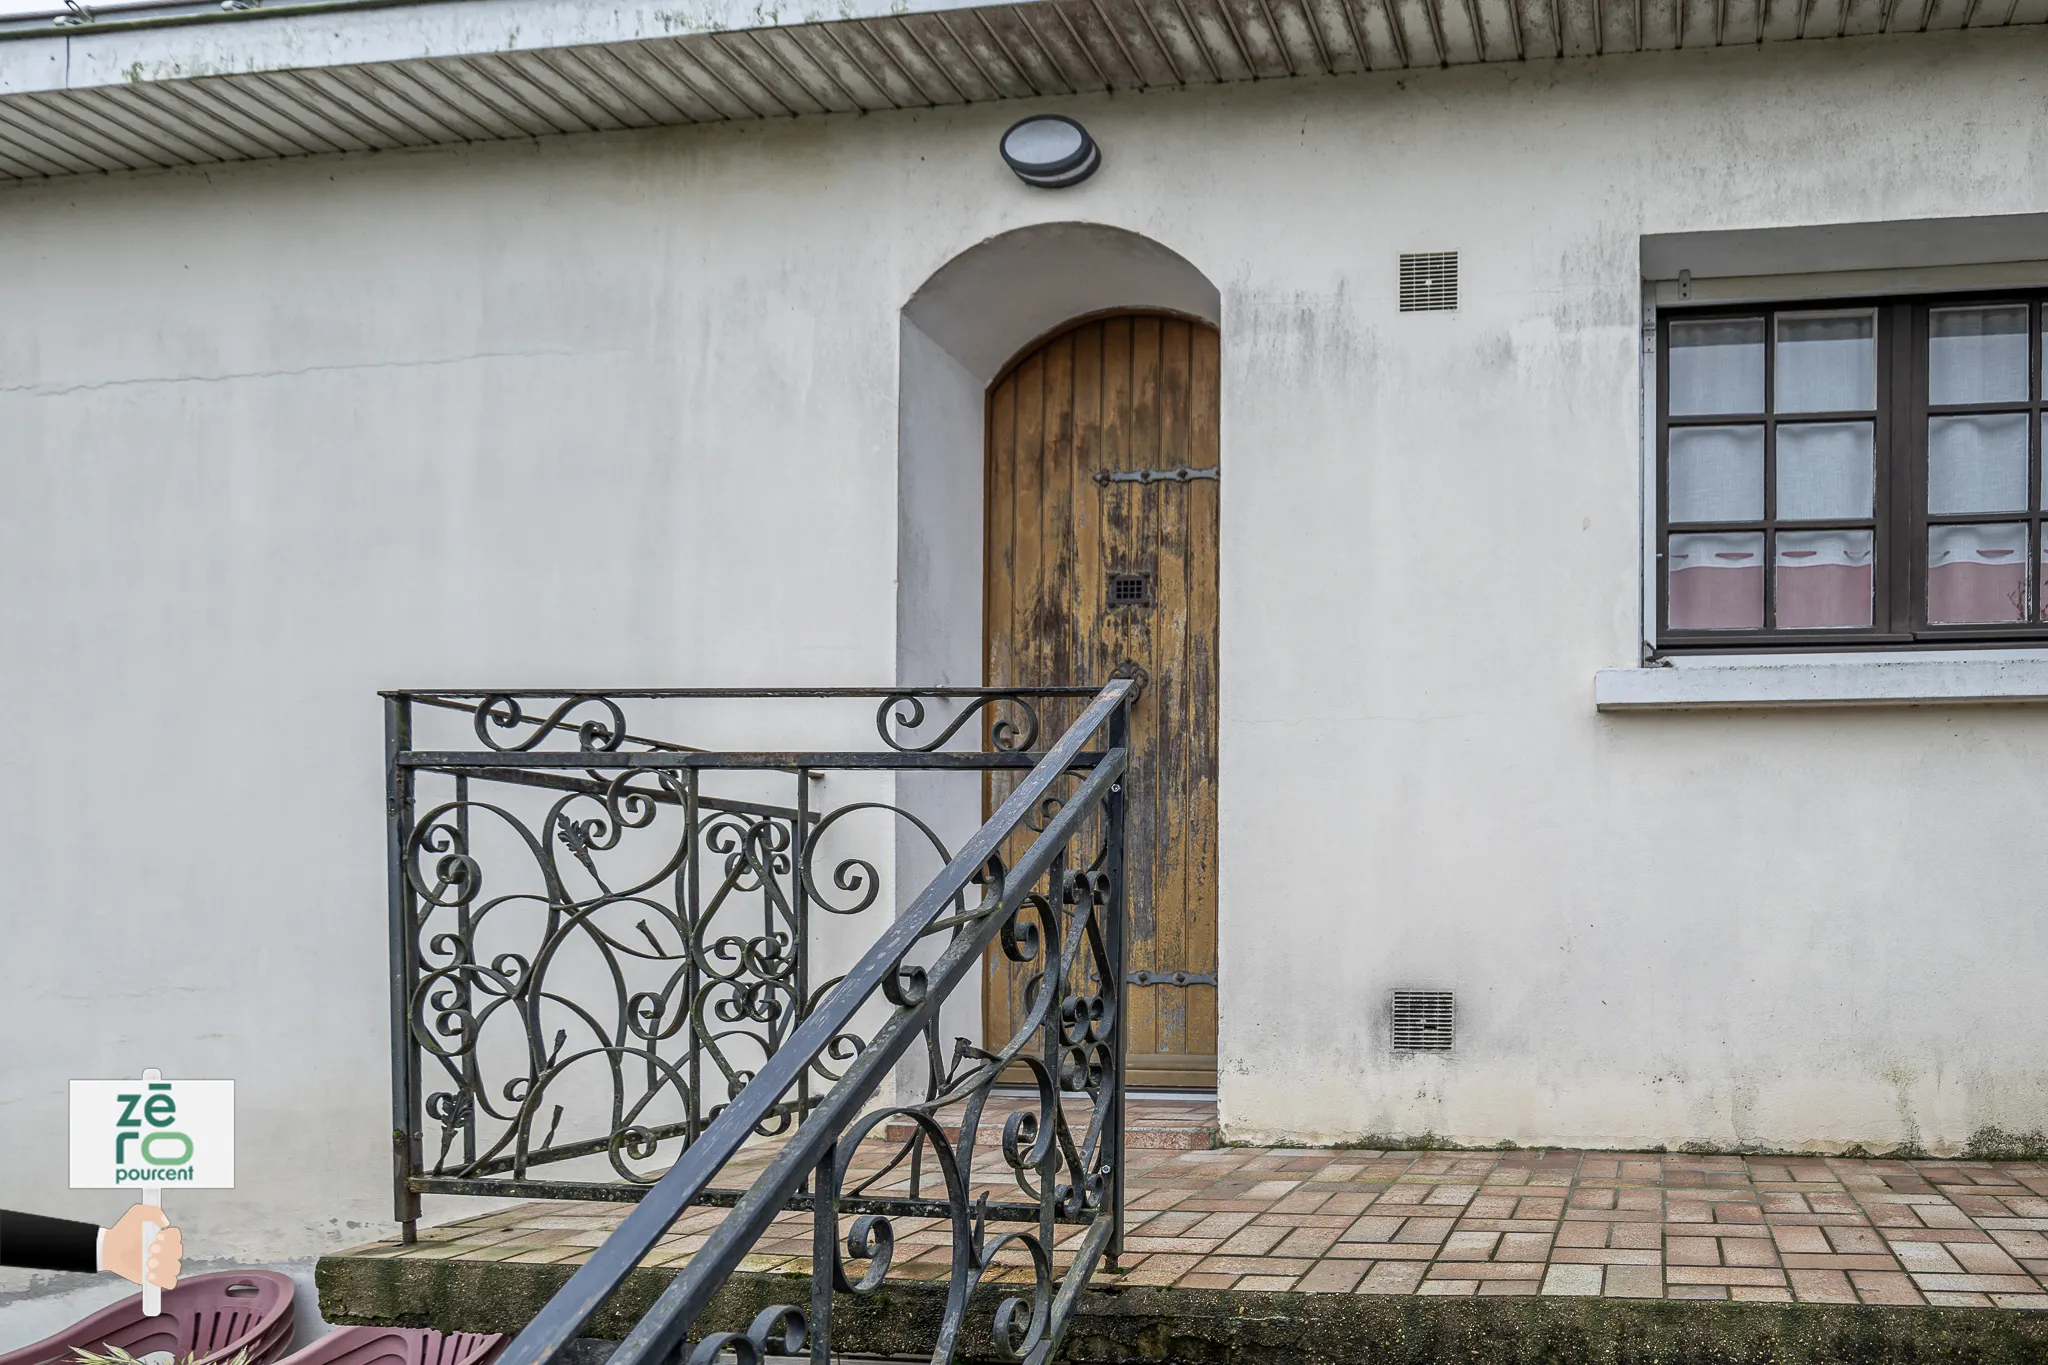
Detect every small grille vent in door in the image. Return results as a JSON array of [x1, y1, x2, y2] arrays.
[[1109, 573, 1154, 606], [1399, 253, 1458, 312], [1391, 990, 1455, 1051]]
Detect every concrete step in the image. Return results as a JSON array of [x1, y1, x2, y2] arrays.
[[322, 1260, 2048, 1365]]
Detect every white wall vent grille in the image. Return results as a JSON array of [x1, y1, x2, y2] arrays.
[[1399, 253, 1459, 312], [1390, 990, 1455, 1051]]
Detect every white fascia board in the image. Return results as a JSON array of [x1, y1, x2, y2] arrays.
[[0, 0, 978, 96], [1595, 657, 2048, 711]]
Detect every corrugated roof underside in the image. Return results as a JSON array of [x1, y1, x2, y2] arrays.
[[0, 0, 2038, 179]]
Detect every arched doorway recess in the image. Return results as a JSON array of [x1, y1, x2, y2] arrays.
[[983, 312, 1221, 1091]]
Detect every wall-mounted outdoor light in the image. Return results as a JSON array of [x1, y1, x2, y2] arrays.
[[1000, 115, 1100, 188]]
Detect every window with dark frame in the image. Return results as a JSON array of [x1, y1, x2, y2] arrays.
[[1656, 294, 2048, 650]]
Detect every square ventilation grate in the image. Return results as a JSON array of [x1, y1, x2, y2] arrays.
[[1108, 572, 1154, 606], [1391, 990, 1455, 1051], [1399, 252, 1458, 312]]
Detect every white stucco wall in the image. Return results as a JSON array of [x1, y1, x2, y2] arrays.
[[4, 21, 2048, 1327]]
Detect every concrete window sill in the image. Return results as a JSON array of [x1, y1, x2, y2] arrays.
[[1595, 656, 2048, 710]]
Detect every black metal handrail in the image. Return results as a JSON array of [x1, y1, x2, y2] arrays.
[[384, 679, 1138, 1365]]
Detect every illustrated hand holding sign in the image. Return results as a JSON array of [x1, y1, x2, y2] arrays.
[[70, 1070, 233, 1316]]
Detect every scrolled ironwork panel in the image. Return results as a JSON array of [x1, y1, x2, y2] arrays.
[[384, 682, 1139, 1365]]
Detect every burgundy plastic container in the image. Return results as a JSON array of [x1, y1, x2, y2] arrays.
[[0, 1271, 295, 1365], [271, 1329, 503, 1365]]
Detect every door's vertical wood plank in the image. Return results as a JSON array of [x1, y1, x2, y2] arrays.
[[1006, 348, 1049, 1043], [1151, 318, 1195, 1062], [1093, 320, 1142, 1059], [983, 372, 1020, 1052], [1071, 323, 1110, 915], [1185, 323, 1223, 1065], [1100, 315, 1157, 1066], [1124, 314, 1165, 1067], [1042, 333, 1080, 750]]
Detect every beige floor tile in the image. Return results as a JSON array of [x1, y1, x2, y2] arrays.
[[1542, 1264, 1603, 1296]]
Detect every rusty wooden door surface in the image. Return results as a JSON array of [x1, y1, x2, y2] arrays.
[[983, 312, 1220, 1091]]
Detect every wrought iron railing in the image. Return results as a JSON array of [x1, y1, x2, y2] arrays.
[[383, 679, 1137, 1365]]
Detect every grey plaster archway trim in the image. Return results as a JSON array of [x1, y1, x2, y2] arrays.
[[903, 222, 1223, 385], [891, 220, 1222, 1062]]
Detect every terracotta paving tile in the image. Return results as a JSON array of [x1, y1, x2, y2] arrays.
[[1395, 1218, 1458, 1244], [1553, 1247, 1661, 1265], [1439, 1231, 1501, 1260], [1910, 1273, 2041, 1293], [1449, 1262, 1545, 1280], [1118, 1253, 1204, 1286], [1721, 1238, 1781, 1268], [1125, 1235, 1223, 1253], [1297, 1261, 1367, 1293], [1894, 1242, 1964, 1273], [1666, 1238, 1720, 1266], [1187, 1211, 1259, 1238], [1340, 1215, 1408, 1243], [1772, 1226, 1830, 1254], [1990, 1229, 2048, 1256], [1259, 1212, 1352, 1230], [1216, 1224, 1289, 1255], [1498, 1233, 1554, 1261], [1276, 1227, 1345, 1257], [1789, 1269, 1858, 1303], [1236, 1275, 1298, 1291], [1852, 1271, 1924, 1305], [1781, 1253, 1901, 1271], [1196, 1255, 1316, 1276], [1356, 1262, 1428, 1294], [1417, 1278, 1478, 1296], [1952, 1242, 2027, 1275], [1666, 1267, 1788, 1287], [1542, 1264, 1603, 1295], [1324, 1241, 1439, 1260], [1604, 1264, 1663, 1298]]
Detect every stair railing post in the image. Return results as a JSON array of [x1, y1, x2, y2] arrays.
[[1104, 690, 1131, 1271], [810, 1137, 837, 1365], [383, 694, 422, 1244]]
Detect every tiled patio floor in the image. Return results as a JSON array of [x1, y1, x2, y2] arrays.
[[366, 1102, 2048, 1311]]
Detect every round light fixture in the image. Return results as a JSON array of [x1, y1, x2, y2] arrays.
[[1000, 115, 1100, 189]]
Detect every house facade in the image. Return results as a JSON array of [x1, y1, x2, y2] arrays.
[[3, 0, 2048, 1308]]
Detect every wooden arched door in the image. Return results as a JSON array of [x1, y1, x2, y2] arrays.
[[984, 312, 1220, 1091]]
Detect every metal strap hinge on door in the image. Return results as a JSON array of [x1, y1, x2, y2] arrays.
[[1127, 970, 1218, 987], [1093, 466, 1219, 486]]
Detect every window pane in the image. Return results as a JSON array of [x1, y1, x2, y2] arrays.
[[1668, 532, 1764, 629], [1775, 310, 1875, 413], [1928, 522, 2028, 624], [1669, 318, 1764, 416], [1669, 425, 1764, 522], [1777, 421, 1874, 519], [1928, 412, 2029, 514], [2041, 534, 2048, 621], [1775, 529, 1873, 629], [1930, 304, 2029, 405]]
